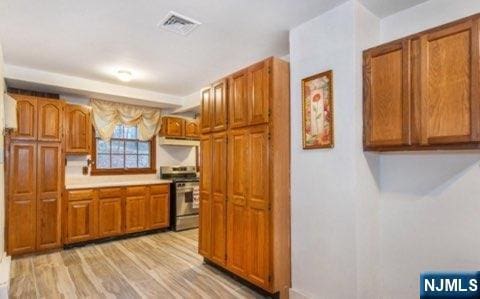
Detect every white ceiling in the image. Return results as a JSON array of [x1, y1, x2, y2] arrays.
[[0, 0, 428, 98]]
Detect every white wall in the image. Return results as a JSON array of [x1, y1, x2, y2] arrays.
[[378, 1, 480, 298], [289, 2, 380, 298], [0, 43, 5, 254]]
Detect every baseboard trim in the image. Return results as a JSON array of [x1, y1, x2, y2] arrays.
[[289, 288, 310, 299], [0, 253, 11, 299]]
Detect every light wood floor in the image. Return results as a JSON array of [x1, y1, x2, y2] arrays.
[[10, 229, 265, 298]]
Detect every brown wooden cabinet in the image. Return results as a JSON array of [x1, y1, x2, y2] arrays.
[[36, 143, 62, 250], [364, 15, 480, 151], [65, 104, 91, 154], [7, 142, 37, 255], [199, 134, 212, 257], [200, 79, 228, 133], [97, 188, 122, 238], [149, 184, 170, 229], [185, 120, 200, 139], [11, 95, 37, 140], [161, 116, 185, 138], [6, 94, 65, 255], [160, 116, 200, 140], [199, 57, 291, 296], [65, 184, 169, 244]]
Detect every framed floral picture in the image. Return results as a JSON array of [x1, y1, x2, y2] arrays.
[[302, 70, 334, 149]]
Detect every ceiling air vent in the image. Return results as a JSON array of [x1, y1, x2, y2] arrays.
[[159, 11, 201, 36]]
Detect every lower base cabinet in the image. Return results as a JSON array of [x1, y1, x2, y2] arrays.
[[65, 184, 169, 244]]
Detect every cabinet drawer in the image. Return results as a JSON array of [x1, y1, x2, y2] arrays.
[[98, 187, 122, 199], [150, 184, 169, 195], [68, 189, 94, 201], [126, 186, 147, 196]]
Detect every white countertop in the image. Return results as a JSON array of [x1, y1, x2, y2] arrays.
[[65, 174, 172, 190]]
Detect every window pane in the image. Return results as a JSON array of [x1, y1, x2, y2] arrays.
[[112, 125, 124, 138], [125, 154, 137, 168], [125, 126, 137, 139], [138, 142, 150, 154], [111, 140, 124, 154], [111, 155, 124, 168], [96, 139, 110, 153], [97, 154, 110, 168], [125, 141, 137, 154], [138, 155, 150, 168]]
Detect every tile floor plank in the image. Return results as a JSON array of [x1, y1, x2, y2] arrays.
[[9, 229, 266, 299]]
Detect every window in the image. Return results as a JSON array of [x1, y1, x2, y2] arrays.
[[92, 124, 156, 175]]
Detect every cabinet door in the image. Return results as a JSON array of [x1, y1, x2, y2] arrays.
[[200, 88, 211, 133], [226, 128, 249, 276], [199, 134, 212, 257], [37, 143, 62, 250], [7, 142, 36, 255], [98, 197, 123, 237], [65, 104, 91, 154], [185, 120, 200, 139], [246, 125, 270, 288], [212, 79, 228, 132], [229, 70, 249, 128], [210, 132, 227, 265], [419, 20, 479, 145], [248, 60, 270, 125], [38, 99, 63, 142], [125, 187, 147, 233], [10, 94, 37, 141], [163, 117, 185, 138], [364, 41, 411, 148], [149, 185, 169, 229], [66, 199, 96, 243]]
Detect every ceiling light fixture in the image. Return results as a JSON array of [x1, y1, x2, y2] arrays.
[[116, 70, 133, 82]]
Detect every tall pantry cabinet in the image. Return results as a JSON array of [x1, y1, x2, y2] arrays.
[[6, 94, 64, 255], [199, 57, 291, 297]]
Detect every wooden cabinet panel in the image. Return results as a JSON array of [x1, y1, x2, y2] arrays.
[[246, 125, 270, 287], [162, 117, 185, 138], [98, 197, 122, 237], [149, 193, 169, 229], [10, 95, 37, 141], [248, 61, 270, 125], [66, 199, 96, 243], [229, 70, 249, 128], [210, 132, 227, 265], [201, 88, 211, 133], [364, 41, 410, 148], [212, 79, 228, 132], [199, 135, 212, 257], [125, 195, 147, 233], [38, 99, 63, 142], [65, 104, 91, 154], [419, 20, 479, 145], [7, 142, 36, 255], [36, 143, 62, 250], [227, 128, 249, 275], [185, 120, 200, 139]]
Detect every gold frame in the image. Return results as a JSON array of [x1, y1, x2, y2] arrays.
[[301, 70, 334, 149]]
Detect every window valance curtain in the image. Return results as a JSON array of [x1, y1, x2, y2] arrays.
[[90, 99, 162, 141]]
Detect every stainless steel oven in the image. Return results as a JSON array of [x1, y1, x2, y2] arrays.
[[160, 166, 199, 231]]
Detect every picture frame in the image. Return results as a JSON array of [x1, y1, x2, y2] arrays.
[[301, 70, 334, 149]]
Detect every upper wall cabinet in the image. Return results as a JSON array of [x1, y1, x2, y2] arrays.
[[10, 94, 64, 142], [65, 104, 92, 154], [363, 15, 480, 151], [160, 116, 199, 140], [200, 88, 211, 133]]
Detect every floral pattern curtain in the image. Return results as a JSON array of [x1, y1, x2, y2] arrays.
[[90, 99, 162, 141]]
